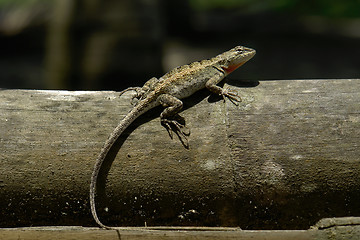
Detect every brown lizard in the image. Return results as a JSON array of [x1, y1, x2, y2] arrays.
[[90, 45, 256, 229]]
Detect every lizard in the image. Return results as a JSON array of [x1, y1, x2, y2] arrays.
[[90, 45, 256, 229]]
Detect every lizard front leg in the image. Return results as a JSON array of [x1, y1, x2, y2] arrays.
[[205, 71, 242, 105], [158, 94, 190, 147]]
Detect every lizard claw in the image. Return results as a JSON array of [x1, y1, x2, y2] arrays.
[[161, 118, 190, 148], [161, 119, 175, 139], [221, 89, 242, 106]]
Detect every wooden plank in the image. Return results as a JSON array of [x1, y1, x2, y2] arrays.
[[0, 79, 359, 229], [2, 217, 360, 240], [0, 227, 312, 240], [1, 223, 360, 240]]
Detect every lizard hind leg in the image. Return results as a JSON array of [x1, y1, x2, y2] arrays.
[[162, 114, 190, 148], [118, 87, 142, 96], [119, 87, 144, 105], [158, 94, 190, 148]]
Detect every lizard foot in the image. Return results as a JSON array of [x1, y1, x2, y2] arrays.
[[119, 87, 142, 96], [221, 89, 242, 106], [161, 117, 190, 148], [119, 87, 144, 105]]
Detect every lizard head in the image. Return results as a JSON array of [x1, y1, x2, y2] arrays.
[[216, 46, 256, 75]]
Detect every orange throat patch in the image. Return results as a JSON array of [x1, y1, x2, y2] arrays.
[[222, 61, 245, 74]]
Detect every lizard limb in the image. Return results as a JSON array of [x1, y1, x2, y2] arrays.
[[158, 94, 190, 147], [118, 87, 142, 97], [205, 72, 242, 105]]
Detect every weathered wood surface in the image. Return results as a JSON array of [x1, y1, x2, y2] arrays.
[[2, 219, 360, 240], [0, 227, 312, 240], [0, 79, 359, 229]]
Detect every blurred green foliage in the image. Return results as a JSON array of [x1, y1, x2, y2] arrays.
[[0, 0, 45, 7], [189, 0, 360, 18]]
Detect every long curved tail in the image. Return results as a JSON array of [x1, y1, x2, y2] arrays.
[[89, 102, 154, 229]]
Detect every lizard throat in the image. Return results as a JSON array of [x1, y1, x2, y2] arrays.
[[222, 61, 246, 74]]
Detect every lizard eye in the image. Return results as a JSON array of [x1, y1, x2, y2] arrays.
[[234, 46, 244, 52]]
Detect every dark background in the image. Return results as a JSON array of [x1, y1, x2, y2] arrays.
[[0, 0, 359, 90]]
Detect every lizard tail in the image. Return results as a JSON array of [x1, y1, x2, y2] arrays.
[[89, 101, 155, 229], [90, 121, 129, 229]]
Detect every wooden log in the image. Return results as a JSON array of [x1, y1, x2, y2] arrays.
[[0, 79, 359, 229]]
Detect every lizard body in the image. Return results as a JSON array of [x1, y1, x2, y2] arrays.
[[90, 45, 256, 229]]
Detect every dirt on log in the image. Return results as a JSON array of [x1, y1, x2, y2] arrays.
[[0, 79, 359, 229]]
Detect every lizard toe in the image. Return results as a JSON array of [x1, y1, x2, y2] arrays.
[[222, 89, 242, 105]]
